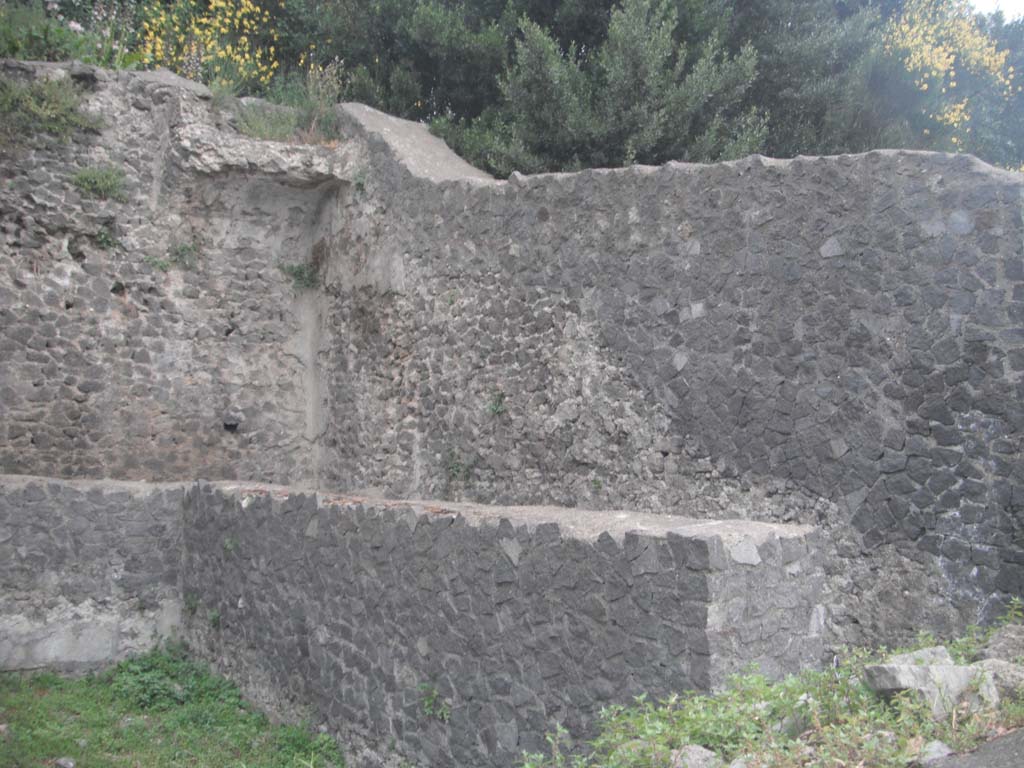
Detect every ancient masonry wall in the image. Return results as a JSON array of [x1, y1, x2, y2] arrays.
[[0, 60, 355, 486], [0, 475, 183, 670], [0, 475, 824, 767], [1, 60, 1022, 652], [327, 112, 1024, 646]]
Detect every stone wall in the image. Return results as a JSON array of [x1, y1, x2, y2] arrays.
[[0, 474, 183, 670], [0, 476, 824, 767], [180, 483, 823, 767], [0, 60, 356, 485], [1, 60, 1022, 650], [326, 112, 1024, 645]]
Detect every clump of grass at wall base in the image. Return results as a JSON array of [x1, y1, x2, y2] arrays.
[[0, 643, 345, 768], [522, 600, 1024, 768]]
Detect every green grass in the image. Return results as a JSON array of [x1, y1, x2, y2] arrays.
[[72, 165, 127, 202], [0, 644, 345, 768], [522, 602, 1024, 768], [234, 61, 344, 145], [0, 76, 102, 147], [237, 102, 300, 142]]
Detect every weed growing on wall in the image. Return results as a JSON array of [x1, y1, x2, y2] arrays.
[[143, 254, 171, 271], [486, 390, 507, 416], [237, 101, 299, 141], [0, 645, 345, 767], [0, 76, 101, 147], [93, 224, 120, 250], [236, 58, 345, 144], [352, 168, 367, 194], [445, 450, 473, 484], [71, 165, 127, 201], [168, 239, 200, 269], [280, 261, 320, 290], [418, 683, 451, 723]]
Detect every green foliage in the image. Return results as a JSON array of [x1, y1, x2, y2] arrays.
[[431, 107, 541, 177], [521, 605, 1024, 768], [727, 1, 918, 159], [445, 450, 473, 483], [0, 75, 101, 147], [487, 390, 507, 416], [144, 254, 171, 271], [169, 239, 200, 269], [110, 643, 240, 712], [237, 59, 345, 144], [3, 0, 1023, 169], [280, 261, 321, 290], [208, 609, 221, 628], [0, 645, 345, 767], [418, 683, 451, 722], [238, 100, 301, 141], [0, 1, 145, 69], [436, 0, 763, 174], [0, 2, 94, 61], [72, 165, 127, 201], [94, 224, 120, 250]]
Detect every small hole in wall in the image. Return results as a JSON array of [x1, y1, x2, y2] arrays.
[[111, 281, 126, 296], [224, 325, 236, 337], [65, 299, 74, 310], [223, 422, 238, 433]]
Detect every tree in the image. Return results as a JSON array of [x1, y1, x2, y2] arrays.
[[438, 0, 764, 175], [885, 0, 1019, 164]]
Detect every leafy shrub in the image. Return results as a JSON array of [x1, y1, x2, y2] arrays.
[[140, 0, 280, 91], [0, 1, 145, 68], [0, 2, 94, 61], [72, 165, 127, 201], [0, 75, 101, 147], [434, 0, 765, 176]]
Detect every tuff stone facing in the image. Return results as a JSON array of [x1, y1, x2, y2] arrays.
[[180, 483, 823, 767], [0, 475, 184, 670], [0, 476, 824, 767], [1, 60, 1022, 652], [0, 59, 355, 487], [327, 126, 1024, 645]]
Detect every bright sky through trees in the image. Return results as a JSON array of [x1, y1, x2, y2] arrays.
[[971, 0, 1024, 17]]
